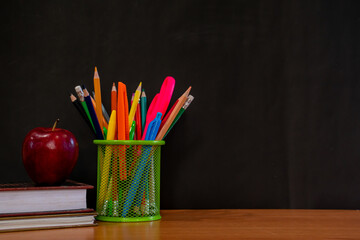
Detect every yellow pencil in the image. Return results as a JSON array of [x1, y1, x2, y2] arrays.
[[106, 110, 117, 140], [107, 110, 120, 215], [94, 67, 104, 135], [98, 110, 117, 211], [155, 86, 191, 140], [128, 82, 142, 129]]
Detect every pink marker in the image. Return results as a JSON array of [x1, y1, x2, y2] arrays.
[[142, 76, 175, 140]]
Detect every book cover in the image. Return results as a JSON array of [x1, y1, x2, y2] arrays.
[[0, 211, 97, 232], [0, 208, 95, 218], [0, 179, 94, 191], [0, 180, 94, 214]]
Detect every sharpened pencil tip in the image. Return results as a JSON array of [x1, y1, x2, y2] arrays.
[[94, 67, 99, 79], [183, 86, 192, 97], [69, 93, 77, 101], [83, 88, 89, 96], [137, 82, 142, 91], [112, 82, 117, 91]]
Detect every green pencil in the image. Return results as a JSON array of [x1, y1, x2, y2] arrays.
[[163, 95, 194, 139], [103, 127, 108, 139], [69, 93, 95, 137], [129, 120, 136, 140], [75, 86, 95, 132], [140, 90, 147, 135]]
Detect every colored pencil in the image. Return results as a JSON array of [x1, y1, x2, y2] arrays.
[[103, 127, 107, 139], [140, 90, 147, 134], [94, 67, 104, 135], [83, 88, 104, 139], [129, 120, 136, 140], [155, 86, 191, 140], [130, 93, 134, 105], [164, 95, 194, 139], [159, 99, 178, 130], [99, 110, 116, 214], [90, 95, 108, 129], [121, 112, 162, 217], [102, 105, 110, 123], [69, 93, 95, 136], [107, 110, 117, 140], [92, 91, 110, 124], [111, 83, 117, 111], [74, 86, 95, 132], [108, 106, 119, 213], [135, 98, 142, 140], [128, 82, 142, 128], [111, 83, 117, 139], [100, 176, 113, 215]]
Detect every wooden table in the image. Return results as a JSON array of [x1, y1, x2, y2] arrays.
[[1, 209, 360, 239]]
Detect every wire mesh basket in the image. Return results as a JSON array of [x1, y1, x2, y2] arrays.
[[94, 140, 165, 222]]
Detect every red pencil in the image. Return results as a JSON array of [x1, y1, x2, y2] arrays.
[[135, 99, 142, 140]]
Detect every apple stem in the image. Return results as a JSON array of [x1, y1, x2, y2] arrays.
[[52, 119, 60, 131]]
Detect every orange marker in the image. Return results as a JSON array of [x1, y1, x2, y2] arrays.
[[117, 82, 130, 140], [94, 67, 104, 135], [117, 82, 129, 181]]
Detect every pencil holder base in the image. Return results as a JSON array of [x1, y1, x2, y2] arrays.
[[95, 215, 161, 222]]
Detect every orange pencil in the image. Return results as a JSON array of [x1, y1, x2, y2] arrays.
[[111, 83, 117, 112], [94, 67, 104, 135], [155, 86, 192, 140], [159, 99, 179, 130]]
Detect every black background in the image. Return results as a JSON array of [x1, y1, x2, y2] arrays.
[[1, 0, 360, 209]]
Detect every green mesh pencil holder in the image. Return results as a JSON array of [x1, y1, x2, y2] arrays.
[[93, 140, 165, 222]]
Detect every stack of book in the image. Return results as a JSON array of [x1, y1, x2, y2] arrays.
[[0, 180, 97, 232]]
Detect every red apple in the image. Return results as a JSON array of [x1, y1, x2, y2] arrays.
[[22, 119, 79, 185]]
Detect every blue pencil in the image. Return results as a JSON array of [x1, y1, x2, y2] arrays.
[[121, 113, 162, 217], [83, 88, 104, 140]]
